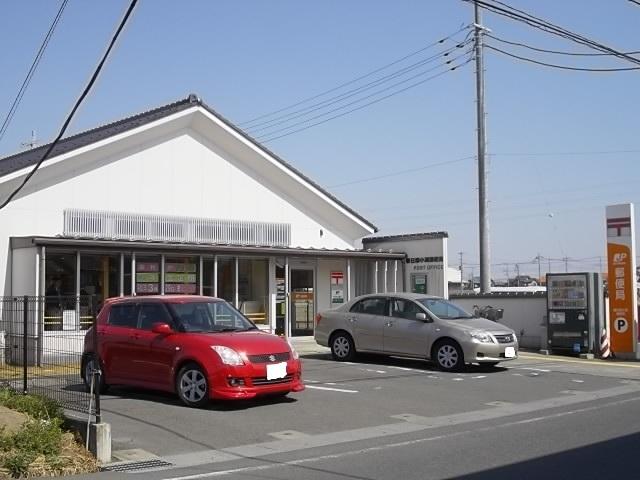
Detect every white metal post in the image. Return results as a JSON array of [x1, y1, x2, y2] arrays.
[[161, 254, 166, 295], [131, 252, 136, 295], [199, 256, 204, 296], [119, 253, 124, 297], [213, 255, 218, 297], [346, 258, 352, 301]]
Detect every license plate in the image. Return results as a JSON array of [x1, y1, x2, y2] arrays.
[[266, 362, 287, 380], [504, 347, 516, 358]]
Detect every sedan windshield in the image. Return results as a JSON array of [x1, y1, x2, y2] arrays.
[[417, 298, 473, 320], [168, 301, 257, 333]]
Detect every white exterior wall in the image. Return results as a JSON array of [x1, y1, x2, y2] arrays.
[[317, 258, 348, 312], [10, 247, 37, 296], [450, 295, 547, 349], [0, 129, 364, 296], [364, 237, 447, 297]]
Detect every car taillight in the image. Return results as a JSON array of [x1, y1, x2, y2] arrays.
[[315, 313, 322, 325]]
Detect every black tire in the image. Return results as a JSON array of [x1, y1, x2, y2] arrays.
[[433, 340, 464, 372], [81, 354, 108, 394], [176, 363, 210, 408], [330, 332, 356, 361]]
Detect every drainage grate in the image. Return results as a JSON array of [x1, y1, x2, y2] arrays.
[[102, 459, 173, 472]]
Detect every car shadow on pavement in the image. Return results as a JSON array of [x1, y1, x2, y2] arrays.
[[302, 352, 509, 374], [102, 386, 298, 411]]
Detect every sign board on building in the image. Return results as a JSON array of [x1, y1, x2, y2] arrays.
[[606, 203, 638, 358], [330, 271, 345, 304]]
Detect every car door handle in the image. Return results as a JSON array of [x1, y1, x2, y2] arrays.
[[385, 321, 394, 327], [348, 317, 357, 323]]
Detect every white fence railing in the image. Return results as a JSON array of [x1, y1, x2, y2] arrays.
[[63, 209, 291, 247]]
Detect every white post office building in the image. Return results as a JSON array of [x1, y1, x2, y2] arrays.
[[0, 94, 448, 337]]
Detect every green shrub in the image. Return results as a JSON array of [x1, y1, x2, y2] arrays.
[[0, 388, 62, 421], [2, 450, 35, 478], [10, 418, 62, 457]]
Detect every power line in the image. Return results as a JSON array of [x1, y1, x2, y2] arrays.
[[259, 53, 474, 143], [328, 156, 476, 188], [471, 0, 640, 66], [0, 0, 69, 145], [246, 39, 474, 134], [239, 25, 471, 127], [486, 33, 640, 57], [486, 44, 640, 72], [0, 0, 139, 211]]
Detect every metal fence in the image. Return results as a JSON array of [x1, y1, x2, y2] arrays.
[[0, 296, 100, 419]]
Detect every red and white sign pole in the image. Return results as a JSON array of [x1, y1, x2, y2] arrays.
[[606, 203, 639, 359]]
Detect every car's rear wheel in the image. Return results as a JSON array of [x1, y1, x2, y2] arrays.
[[81, 354, 108, 394], [176, 363, 209, 408], [331, 332, 356, 361], [433, 340, 464, 372]]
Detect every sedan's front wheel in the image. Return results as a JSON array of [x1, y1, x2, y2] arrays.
[[434, 340, 464, 372], [331, 332, 356, 361], [176, 363, 209, 408]]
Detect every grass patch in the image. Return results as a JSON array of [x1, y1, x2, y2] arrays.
[[0, 388, 98, 478]]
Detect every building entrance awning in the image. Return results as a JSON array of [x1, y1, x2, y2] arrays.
[[11, 236, 406, 260]]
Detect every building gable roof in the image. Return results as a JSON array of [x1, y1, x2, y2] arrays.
[[0, 94, 376, 232]]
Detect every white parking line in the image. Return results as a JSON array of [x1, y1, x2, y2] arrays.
[[572, 379, 585, 383], [472, 375, 487, 379], [306, 385, 358, 393], [452, 378, 464, 381], [389, 366, 415, 372], [521, 367, 551, 373]]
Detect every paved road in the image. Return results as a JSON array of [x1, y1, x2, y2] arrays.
[[81, 351, 640, 480]]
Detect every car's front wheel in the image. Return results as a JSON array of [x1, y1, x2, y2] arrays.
[[330, 332, 356, 361], [433, 340, 464, 372], [176, 363, 210, 408]]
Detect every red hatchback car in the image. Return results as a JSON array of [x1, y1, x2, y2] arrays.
[[81, 296, 304, 407]]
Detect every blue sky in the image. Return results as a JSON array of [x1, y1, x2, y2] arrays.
[[0, 0, 638, 279]]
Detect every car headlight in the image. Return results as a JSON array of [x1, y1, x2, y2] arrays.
[[211, 346, 244, 365], [469, 331, 495, 343]]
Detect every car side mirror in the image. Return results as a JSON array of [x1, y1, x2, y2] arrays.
[[152, 322, 173, 335], [416, 312, 428, 321]]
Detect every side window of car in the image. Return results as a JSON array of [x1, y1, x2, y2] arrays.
[[108, 304, 139, 328], [391, 300, 423, 320], [355, 298, 387, 316], [138, 303, 173, 331]]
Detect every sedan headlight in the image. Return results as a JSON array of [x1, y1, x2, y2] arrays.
[[469, 331, 495, 343], [211, 346, 244, 365]]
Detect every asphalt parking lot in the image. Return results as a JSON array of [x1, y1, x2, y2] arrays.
[[88, 341, 640, 477]]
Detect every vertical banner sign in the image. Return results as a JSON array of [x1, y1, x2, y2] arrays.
[[606, 203, 638, 357], [330, 271, 345, 305]]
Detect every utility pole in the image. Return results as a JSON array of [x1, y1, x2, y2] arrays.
[[564, 257, 569, 273], [515, 263, 520, 286], [474, 2, 491, 293], [504, 264, 510, 286], [21, 130, 38, 149], [534, 254, 542, 283], [458, 252, 464, 292], [548, 257, 552, 274]]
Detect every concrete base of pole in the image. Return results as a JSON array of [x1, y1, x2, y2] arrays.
[[89, 422, 111, 464], [579, 353, 595, 360], [538, 349, 550, 355]]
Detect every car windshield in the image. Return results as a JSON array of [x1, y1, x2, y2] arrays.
[[168, 301, 257, 333], [417, 298, 474, 320]]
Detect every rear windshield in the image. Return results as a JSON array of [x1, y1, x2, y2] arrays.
[[167, 301, 256, 333], [417, 298, 473, 320]]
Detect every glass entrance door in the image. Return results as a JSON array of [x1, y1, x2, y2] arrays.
[[290, 268, 314, 336]]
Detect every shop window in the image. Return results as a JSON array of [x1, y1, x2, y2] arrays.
[[44, 251, 77, 331], [203, 258, 215, 297], [238, 258, 268, 325], [165, 256, 199, 294], [135, 256, 160, 295], [79, 253, 120, 329], [216, 257, 235, 304], [123, 254, 132, 295]]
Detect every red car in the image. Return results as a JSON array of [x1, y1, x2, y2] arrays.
[[81, 296, 304, 407]]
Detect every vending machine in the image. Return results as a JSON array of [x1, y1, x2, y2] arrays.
[[546, 272, 604, 354]]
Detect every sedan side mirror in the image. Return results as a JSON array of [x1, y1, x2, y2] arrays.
[[416, 312, 428, 321], [152, 322, 173, 335]]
